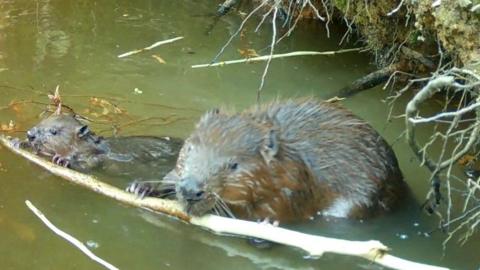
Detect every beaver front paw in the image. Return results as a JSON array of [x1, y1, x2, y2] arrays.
[[126, 180, 159, 199], [11, 138, 30, 149], [52, 154, 71, 167]]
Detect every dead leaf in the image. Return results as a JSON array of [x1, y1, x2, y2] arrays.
[[0, 120, 16, 133], [9, 101, 23, 114], [238, 48, 259, 58], [152, 54, 166, 64], [47, 85, 62, 115], [458, 154, 476, 166], [240, 27, 248, 39], [88, 97, 126, 118]]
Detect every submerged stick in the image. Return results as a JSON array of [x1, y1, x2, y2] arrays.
[[0, 135, 448, 270], [191, 47, 366, 68], [25, 200, 119, 270], [336, 64, 400, 98], [117, 37, 184, 58]]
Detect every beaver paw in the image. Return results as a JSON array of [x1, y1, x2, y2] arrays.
[[126, 181, 157, 199], [11, 138, 30, 149], [52, 154, 70, 167]]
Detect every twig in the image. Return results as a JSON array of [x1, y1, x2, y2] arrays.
[[305, 0, 325, 21], [405, 76, 456, 172], [471, 4, 480, 12], [117, 37, 184, 58], [210, 1, 268, 64], [387, 0, 405, 16], [409, 102, 480, 124], [1, 135, 449, 270], [192, 48, 366, 68], [257, 5, 278, 103], [25, 200, 119, 270]]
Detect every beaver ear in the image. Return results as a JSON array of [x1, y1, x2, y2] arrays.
[[205, 108, 221, 117], [76, 125, 90, 138], [197, 108, 222, 128], [260, 129, 279, 166]]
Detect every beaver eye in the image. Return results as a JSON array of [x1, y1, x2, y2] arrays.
[[49, 128, 58, 135], [229, 162, 238, 171]]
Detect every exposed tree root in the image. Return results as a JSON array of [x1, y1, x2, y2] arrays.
[[402, 67, 480, 243]]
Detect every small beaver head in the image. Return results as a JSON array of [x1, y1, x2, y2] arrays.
[[26, 114, 100, 158], [174, 109, 318, 222]]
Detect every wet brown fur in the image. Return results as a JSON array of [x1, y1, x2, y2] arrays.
[[25, 113, 182, 179], [165, 99, 406, 223]]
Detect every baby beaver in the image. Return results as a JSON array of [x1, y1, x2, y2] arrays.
[[24, 113, 182, 180]]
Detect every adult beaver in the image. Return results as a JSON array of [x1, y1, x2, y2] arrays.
[[128, 99, 406, 222], [24, 113, 182, 179]]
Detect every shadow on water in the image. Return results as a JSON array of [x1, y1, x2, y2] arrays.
[[0, 1, 479, 269]]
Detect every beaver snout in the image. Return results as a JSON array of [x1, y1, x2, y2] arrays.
[[27, 128, 37, 142], [176, 177, 206, 202]]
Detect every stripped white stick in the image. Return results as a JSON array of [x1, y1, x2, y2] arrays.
[[117, 36, 184, 58], [25, 200, 119, 270], [191, 48, 365, 68], [191, 215, 449, 270]]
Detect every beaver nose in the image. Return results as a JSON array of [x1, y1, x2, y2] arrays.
[[177, 177, 206, 202], [27, 129, 36, 142]]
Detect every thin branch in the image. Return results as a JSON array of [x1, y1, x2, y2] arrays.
[[25, 200, 119, 270], [192, 47, 366, 68], [210, 1, 268, 64], [117, 37, 184, 58], [257, 5, 278, 103], [387, 0, 405, 16], [405, 75, 456, 172], [409, 102, 480, 124]]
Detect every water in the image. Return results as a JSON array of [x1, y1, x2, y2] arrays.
[[0, 1, 478, 269]]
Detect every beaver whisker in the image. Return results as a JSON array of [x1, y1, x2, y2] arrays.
[[158, 190, 177, 198], [137, 180, 163, 184], [212, 203, 230, 218], [213, 204, 227, 217], [155, 183, 177, 198], [213, 193, 235, 218], [212, 207, 220, 216], [160, 180, 177, 185]]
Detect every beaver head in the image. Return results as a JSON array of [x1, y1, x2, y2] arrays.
[[174, 109, 321, 222], [26, 114, 104, 160]]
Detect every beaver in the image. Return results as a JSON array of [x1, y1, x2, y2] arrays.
[[24, 113, 182, 180], [128, 99, 406, 223]]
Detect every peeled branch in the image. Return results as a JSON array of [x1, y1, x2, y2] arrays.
[[0, 135, 449, 270], [117, 37, 184, 58]]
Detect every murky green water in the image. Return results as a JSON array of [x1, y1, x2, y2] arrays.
[[0, 1, 478, 269]]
